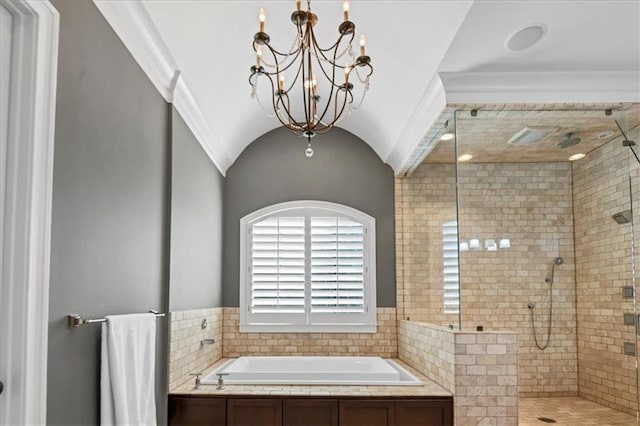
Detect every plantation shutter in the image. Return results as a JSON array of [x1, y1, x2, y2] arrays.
[[310, 217, 365, 313], [443, 220, 460, 314], [250, 216, 306, 313]]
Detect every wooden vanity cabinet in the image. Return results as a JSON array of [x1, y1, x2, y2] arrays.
[[169, 397, 226, 426], [227, 399, 282, 426], [283, 399, 339, 426], [168, 395, 453, 426], [339, 400, 395, 426]]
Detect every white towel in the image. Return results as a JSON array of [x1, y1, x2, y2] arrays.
[[101, 313, 157, 426]]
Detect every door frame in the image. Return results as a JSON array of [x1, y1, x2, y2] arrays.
[[0, 1, 58, 424]]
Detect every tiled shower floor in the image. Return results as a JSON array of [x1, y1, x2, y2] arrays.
[[519, 397, 636, 425]]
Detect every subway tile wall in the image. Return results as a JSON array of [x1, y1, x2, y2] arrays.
[[396, 162, 578, 397], [573, 138, 638, 415], [168, 308, 223, 391], [398, 321, 518, 426], [222, 307, 398, 358]]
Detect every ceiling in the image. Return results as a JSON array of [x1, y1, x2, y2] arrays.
[[99, 0, 639, 174], [425, 105, 640, 164]]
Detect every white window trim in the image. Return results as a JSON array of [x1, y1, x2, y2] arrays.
[[240, 200, 377, 333]]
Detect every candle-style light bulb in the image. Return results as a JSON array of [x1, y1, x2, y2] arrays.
[[256, 47, 262, 66], [278, 73, 285, 92], [296, 0, 301, 11], [343, 1, 349, 21], [259, 8, 266, 32], [360, 34, 366, 56]]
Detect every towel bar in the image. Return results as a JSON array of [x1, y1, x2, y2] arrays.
[[67, 310, 165, 328]]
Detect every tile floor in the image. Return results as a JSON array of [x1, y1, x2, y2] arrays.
[[519, 397, 636, 426]]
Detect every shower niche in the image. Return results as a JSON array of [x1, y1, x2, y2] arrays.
[[396, 105, 640, 420]]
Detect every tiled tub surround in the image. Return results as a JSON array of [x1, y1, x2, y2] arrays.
[[398, 321, 518, 426], [573, 138, 638, 415], [169, 308, 223, 391], [396, 162, 578, 397], [222, 307, 398, 358]]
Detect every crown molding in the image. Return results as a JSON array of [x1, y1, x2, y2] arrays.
[[93, 0, 231, 174], [173, 77, 232, 175], [440, 71, 640, 104], [386, 74, 447, 175], [93, 0, 176, 101]]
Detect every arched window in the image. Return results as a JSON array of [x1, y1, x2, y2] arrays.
[[240, 201, 377, 332]]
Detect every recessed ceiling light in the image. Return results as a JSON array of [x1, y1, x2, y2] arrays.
[[458, 154, 473, 162], [569, 153, 586, 161], [597, 130, 615, 139], [440, 132, 454, 141], [506, 24, 547, 52]]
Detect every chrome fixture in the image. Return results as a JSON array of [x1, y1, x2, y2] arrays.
[[190, 372, 203, 389], [528, 257, 563, 351], [249, 0, 373, 156], [612, 209, 632, 225], [67, 310, 165, 328], [614, 118, 640, 165], [556, 132, 581, 149], [216, 373, 229, 390], [201, 318, 209, 329], [201, 338, 216, 346]]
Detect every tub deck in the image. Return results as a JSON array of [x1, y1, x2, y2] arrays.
[[171, 358, 451, 397]]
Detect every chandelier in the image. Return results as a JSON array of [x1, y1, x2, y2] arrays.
[[249, 0, 373, 157]]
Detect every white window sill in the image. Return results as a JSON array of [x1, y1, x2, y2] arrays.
[[239, 323, 378, 333]]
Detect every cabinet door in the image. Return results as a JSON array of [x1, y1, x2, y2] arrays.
[[168, 396, 226, 426], [339, 400, 395, 426], [394, 400, 454, 426], [283, 399, 339, 426], [227, 399, 282, 426]]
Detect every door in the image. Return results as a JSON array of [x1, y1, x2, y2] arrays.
[[0, 2, 58, 425], [0, 1, 14, 417]]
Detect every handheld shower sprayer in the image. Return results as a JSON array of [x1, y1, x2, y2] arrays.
[[530, 257, 563, 350]]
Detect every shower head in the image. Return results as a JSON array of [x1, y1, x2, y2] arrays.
[[557, 133, 581, 149], [553, 257, 564, 265], [612, 209, 632, 224]]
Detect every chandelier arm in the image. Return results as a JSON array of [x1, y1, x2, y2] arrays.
[[332, 85, 351, 127], [251, 74, 277, 118], [307, 46, 315, 130], [260, 43, 306, 76], [349, 84, 367, 112], [311, 34, 346, 128], [274, 92, 303, 131], [308, 29, 351, 67], [354, 63, 374, 83], [257, 28, 305, 69], [285, 58, 305, 93]]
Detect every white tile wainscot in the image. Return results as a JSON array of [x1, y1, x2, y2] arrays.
[[398, 321, 518, 426]]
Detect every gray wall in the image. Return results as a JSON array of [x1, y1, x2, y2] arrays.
[[223, 127, 396, 307], [48, 1, 170, 424], [169, 108, 224, 311]]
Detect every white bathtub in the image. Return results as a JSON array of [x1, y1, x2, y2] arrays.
[[201, 356, 422, 386]]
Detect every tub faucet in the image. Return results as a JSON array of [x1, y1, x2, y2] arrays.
[[216, 373, 229, 390], [189, 372, 203, 389], [201, 338, 216, 346]]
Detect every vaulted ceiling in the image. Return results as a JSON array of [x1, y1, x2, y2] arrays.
[[94, 0, 639, 175]]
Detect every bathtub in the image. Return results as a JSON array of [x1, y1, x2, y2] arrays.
[[201, 356, 422, 386]]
